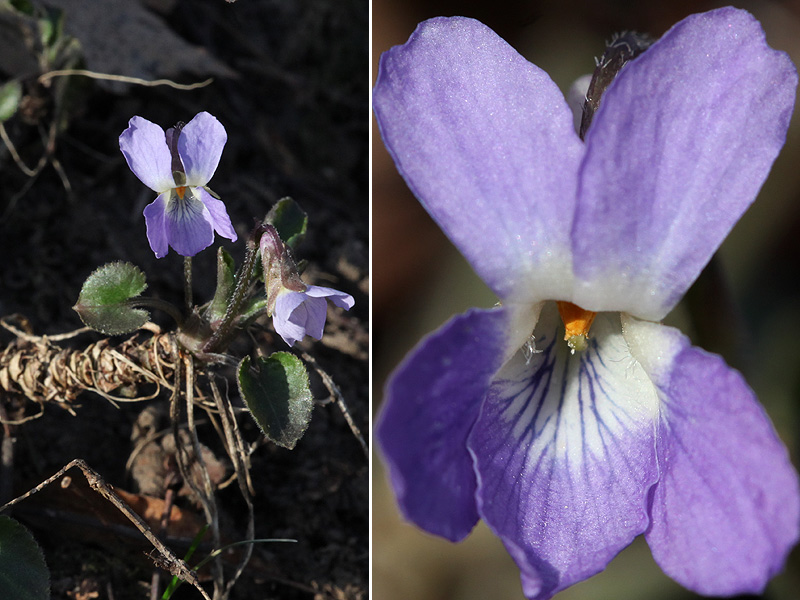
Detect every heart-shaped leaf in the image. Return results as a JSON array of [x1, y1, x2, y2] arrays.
[[264, 197, 307, 250], [237, 352, 313, 449], [73, 262, 149, 335]]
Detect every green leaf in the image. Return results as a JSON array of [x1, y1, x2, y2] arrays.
[[237, 353, 313, 449], [73, 262, 149, 335], [204, 248, 236, 324], [264, 197, 307, 249], [0, 80, 21, 122], [0, 516, 50, 600]]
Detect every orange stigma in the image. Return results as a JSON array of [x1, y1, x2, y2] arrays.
[[556, 301, 597, 352], [175, 186, 186, 199]]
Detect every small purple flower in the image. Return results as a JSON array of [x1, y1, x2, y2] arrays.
[[273, 286, 355, 347], [375, 7, 799, 600], [119, 111, 237, 258]]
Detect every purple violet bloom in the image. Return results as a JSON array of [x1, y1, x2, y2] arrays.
[[273, 286, 355, 347], [119, 111, 237, 258], [375, 7, 800, 600]]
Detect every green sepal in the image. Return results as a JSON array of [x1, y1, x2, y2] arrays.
[[264, 197, 307, 250], [0, 516, 50, 600], [204, 247, 236, 324], [0, 80, 22, 122], [237, 353, 313, 449], [73, 262, 149, 335]]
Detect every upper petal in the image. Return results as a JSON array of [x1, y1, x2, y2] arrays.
[[373, 17, 584, 303], [377, 303, 537, 541], [622, 316, 800, 596], [469, 304, 660, 599], [119, 116, 175, 192], [178, 112, 227, 186], [572, 7, 797, 320]]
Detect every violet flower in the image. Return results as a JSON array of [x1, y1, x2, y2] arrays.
[[273, 286, 355, 347], [119, 111, 237, 258], [375, 7, 799, 599], [259, 224, 355, 347]]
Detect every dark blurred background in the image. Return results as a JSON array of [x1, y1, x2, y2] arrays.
[[372, 1, 800, 599]]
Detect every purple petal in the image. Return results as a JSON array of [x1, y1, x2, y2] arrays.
[[622, 316, 800, 595], [469, 305, 659, 599], [373, 17, 584, 304], [119, 116, 175, 193], [163, 189, 215, 257], [572, 7, 797, 321], [195, 188, 237, 242], [303, 285, 355, 310], [178, 112, 227, 187], [142, 192, 170, 258], [377, 305, 534, 542]]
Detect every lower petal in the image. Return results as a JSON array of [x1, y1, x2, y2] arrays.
[[293, 296, 327, 340], [196, 188, 237, 242], [142, 193, 170, 258], [377, 304, 536, 541], [623, 316, 800, 596], [469, 304, 660, 599], [273, 291, 308, 346], [164, 189, 215, 257]]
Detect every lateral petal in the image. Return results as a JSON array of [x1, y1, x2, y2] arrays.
[[469, 304, 660, 599], [377, 303, 537, 541], [374, 17, 584, 304], [303, 285, 355, 310], [142, 192, 170, 258], [195, 188, 237, 242], [622, 316, 800, 596], [572, 7, 797, 320]]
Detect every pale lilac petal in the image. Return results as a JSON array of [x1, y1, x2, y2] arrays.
[[572, 7, 797, 320], [272, 291, 309, 346], [178, 112, 227, 187], [378, 305, 536, 541], [119, 116, 175, 192], [303, 285, 355, 310], [272, 287, 353, 346], [622, 316, 800, 595], [195, 187, 237, 242], [374, 17, 584, 304], [142, 192, 170, 258], [469, 305, 660, 599], [163, 189, 215, 257]]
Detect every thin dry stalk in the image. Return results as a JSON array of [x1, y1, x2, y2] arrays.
[[0, 459, 212, 600]]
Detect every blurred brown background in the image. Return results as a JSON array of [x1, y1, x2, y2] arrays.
[[372, 1, 800, 599]]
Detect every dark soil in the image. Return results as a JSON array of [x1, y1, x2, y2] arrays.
[[0, 1, 368, 599]]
